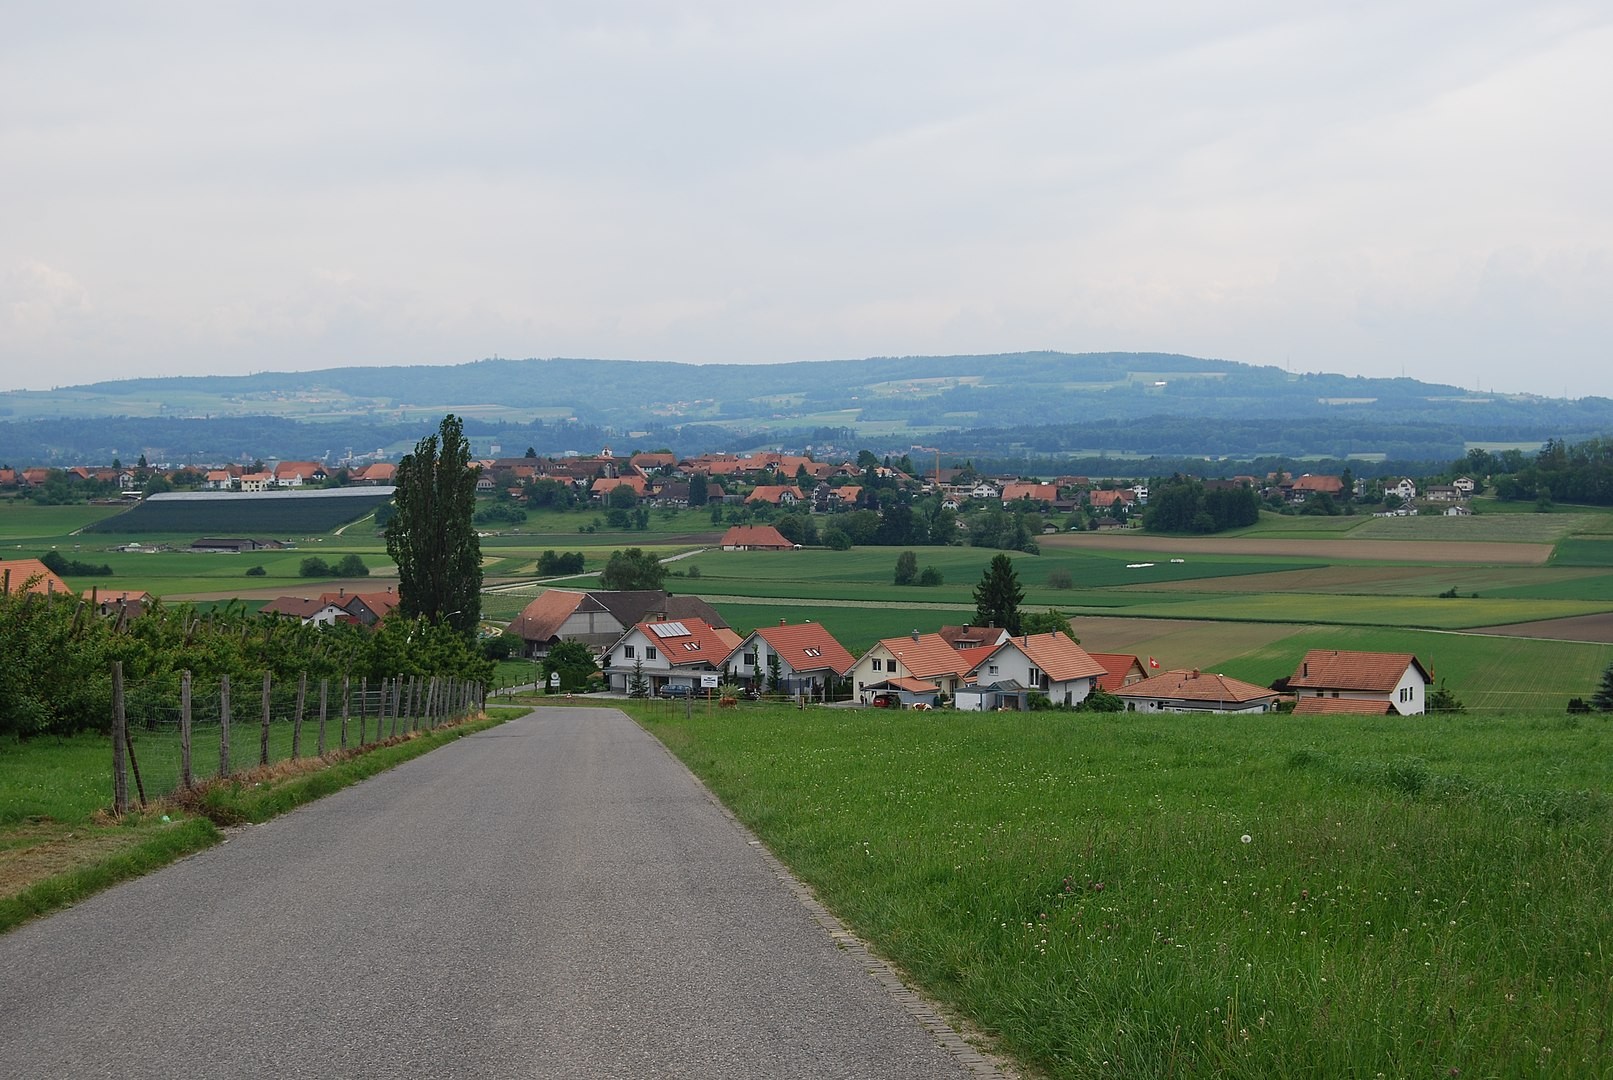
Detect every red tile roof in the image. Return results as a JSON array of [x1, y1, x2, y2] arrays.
[[754, 621, 857, 676], [510, 590, 588, 642], [721, 525, 794, 549], [1288, 650, 1430, 692], [634, 618, 742, 667], [937, 625, 1008, 650], [0, 558, 72, 596], [1292, 697, 1394, 715], [745, 485, 804, 505], [877, 633, 984, 680], [1114, 669, 1277, 706], [1001, 482, 1058, 502], [1088, 653, 1147, 692], [994, 632, 1109, 683]]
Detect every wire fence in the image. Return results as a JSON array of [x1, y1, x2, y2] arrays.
[[109, 663, 486, 814]]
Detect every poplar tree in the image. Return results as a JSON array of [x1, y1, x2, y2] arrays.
[[385, 414, 482, 639]]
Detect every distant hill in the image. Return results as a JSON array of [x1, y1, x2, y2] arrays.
[[2, 352, 1609, 465]]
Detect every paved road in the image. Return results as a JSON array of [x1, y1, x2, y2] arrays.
[[1, 708, 992, 1079]]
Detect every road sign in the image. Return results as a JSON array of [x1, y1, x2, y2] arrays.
[[549, 672, 561, 687], [700, 674, 719, 688]]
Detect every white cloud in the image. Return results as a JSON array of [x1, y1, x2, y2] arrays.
[[1, 2, 1609, 394]]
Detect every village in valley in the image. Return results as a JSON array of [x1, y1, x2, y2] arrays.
[[3, 442, 1504, 719]]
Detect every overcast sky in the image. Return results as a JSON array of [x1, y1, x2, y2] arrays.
[[4, 2, 1610, 396]]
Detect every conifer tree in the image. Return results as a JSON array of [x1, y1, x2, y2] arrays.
[[384, 414, 482, 639]]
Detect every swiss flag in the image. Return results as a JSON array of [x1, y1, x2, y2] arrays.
[[1148, 656, 1160, 669]]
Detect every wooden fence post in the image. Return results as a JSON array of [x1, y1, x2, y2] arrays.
[[219, 674, 232, 778], [339, 674, 350, 750], [259, 671, 272, 767], [112, 662, 129, 815], [389, 676, 401, 739], [317, 678, 329, 757], [358, 676, 367, 745], [180, 669, 194, 790], [291, 672, 307, 759]]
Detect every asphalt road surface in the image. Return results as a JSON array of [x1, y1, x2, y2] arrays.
[[1, 708, 995, 1079]]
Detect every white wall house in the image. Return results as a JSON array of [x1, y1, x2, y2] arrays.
[[961, 632, 1108, 710]]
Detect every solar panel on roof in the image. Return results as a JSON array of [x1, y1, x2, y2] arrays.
[[648, 621, 690, 638]]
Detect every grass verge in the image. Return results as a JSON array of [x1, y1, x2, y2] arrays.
[[625, 701, 1613, 1079], [0, 708, 521, 934]]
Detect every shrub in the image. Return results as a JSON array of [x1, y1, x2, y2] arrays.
[[918, 566, 943, 586], [1047, 569, 1074, 589], [245, 565, 267, 577]]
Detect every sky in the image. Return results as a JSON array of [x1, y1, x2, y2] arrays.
[[3, 2, 1611, 396]]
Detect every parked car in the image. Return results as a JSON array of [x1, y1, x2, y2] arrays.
[[869, 693, 901, 709], [659, 684, 693, 699]]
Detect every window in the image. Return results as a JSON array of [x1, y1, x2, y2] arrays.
[[743, 652, 757, 667], [646, 647, 658, 660], [987, 664, 998, 675], [1028, 666, 1042, 686], [872, 658, 882, 672], [803, 647, 821, 658], [624, 644, 635, 659]]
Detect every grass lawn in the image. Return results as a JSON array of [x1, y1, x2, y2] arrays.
[[0, 502, 127, 541], [631, 702, 1613, 1079]]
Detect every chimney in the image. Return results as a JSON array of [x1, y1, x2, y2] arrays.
[[911, 630, 920, 641], [780, 618, 786, 625]]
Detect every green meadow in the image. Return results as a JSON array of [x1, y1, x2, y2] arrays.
[[633, 702, 1613, 1079]]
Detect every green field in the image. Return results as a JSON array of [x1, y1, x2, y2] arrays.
[[633, 703, 1613, 1079]]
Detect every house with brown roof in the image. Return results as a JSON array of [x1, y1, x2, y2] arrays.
[[602, 617, 743, 695], [261, 596, 350, 626], [273, 461, 328, 488], [730, 620, 856, 698], [720, 525, 795, 551], [590, 475, 648, 500], [1287, 649, 1432, 715], [1113, 669, 1280, 713], [848, 631, 995, 701], [964, 632, 1109, 709], [1001, 482, 1058, 505], [0, 557, 72, 597], [936, 625, 1010, 651], [1089, 653, 1149, 692], [745, 485, 804, 506], [322, 588, 400, 628], [509, 589, 728, 658]]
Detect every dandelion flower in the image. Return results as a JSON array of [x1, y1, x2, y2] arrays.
[[1241, 834, 1252, 844]]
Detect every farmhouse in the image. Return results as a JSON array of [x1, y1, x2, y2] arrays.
[[1112, 669, 1279, 713], [729, 620, 856, 699], [1287, 649, 1432, 716], [602, 617, 742, 695], [744, 485, 804, 506], [191, 537, 284, 553], [261, 596, 350, 626], [720, 525, 795, 551]]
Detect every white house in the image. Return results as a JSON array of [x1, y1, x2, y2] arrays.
[[1391, 478, 1418, 502], [962, 632, 1109, 710], [848, 631, 993, 701], [729, 620, 856, 699], [601, 617, 741, 695], [1287, 649, 1432, 716]]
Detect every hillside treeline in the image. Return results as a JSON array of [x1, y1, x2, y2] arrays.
[[0, 590, 492, 739], [1490, 438, 1613, 505]]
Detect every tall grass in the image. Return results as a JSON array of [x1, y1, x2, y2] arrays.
[[637, 704, 1613, 1079]]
